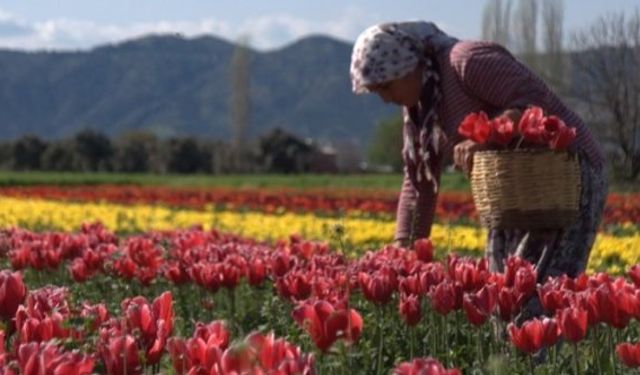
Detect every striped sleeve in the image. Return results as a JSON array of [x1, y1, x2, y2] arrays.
[[452, 43, 551, 111], [395, 117, 443, 243]]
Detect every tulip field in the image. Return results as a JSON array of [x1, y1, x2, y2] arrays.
[[0, 177, 638, 374]]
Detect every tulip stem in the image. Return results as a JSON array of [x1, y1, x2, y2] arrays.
[[409, 326, 415, 359], [376, 307, 385, 375], [477, 328, 484, 368], [573, 342, 581, 375], [528, 354, 535, 375], [591, 327, 601, 375], [443, 314, 449, 366], [608, 326, 617, 375]]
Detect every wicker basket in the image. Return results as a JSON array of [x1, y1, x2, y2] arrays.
[[470, 149, 582, 230]]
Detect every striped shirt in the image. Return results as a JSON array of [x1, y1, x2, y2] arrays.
[[395, 40, 605, 242]]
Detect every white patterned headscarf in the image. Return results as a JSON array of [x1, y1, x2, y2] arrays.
[[350, 22, 457, 94], [350, 22, 458, 194]]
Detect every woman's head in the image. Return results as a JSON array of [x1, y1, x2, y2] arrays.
[[349, 22, 458, 107], [365, 64, 424, 107]]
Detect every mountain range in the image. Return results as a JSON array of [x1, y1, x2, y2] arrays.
[[0, 34, 398, 144]]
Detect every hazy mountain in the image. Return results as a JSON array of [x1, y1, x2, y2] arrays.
[[0, 34, 398, 143]]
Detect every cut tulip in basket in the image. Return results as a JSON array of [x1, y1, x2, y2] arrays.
[[458, 106, 581, 230]]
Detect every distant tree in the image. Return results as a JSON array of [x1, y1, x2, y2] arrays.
[[229, 36, 251, 171], [541, 0, 565, 86], [12, 135, 47, 171], [113, 131, 159, 173], [367, 116, 404, 172], [482, 0, 514, 49], [164, 137, 207, 174], [258, 128, 312, 173], [571, 10, 640, 180], [513, 0, 538, 67], [72, 129, 114, 172], [41, 141, 74, 171], [0, 141, 12, 169]]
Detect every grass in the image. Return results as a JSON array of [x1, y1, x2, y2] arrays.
[[0, 170, 634, 193], [0, 171, 472, 191]]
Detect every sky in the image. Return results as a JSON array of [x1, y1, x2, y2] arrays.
[[0, 0, 638, 51]]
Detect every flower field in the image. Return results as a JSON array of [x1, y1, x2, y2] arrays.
[[0, 183, 638, 374]]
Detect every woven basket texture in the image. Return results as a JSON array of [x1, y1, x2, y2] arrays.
[[470, 149, 581, 229]]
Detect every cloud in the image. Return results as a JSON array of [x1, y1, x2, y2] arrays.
[[0, 6, 386, 51], [0, 9, 34, 37]]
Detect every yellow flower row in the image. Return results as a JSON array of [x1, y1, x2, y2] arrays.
[[0, 197, 637, 273]]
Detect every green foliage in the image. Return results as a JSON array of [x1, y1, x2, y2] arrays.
[[367, 116, 404, 172]]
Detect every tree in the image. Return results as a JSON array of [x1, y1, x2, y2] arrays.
[[113, 131, 159, 173], [571, 10, 640, 180], [513, 0, 538, 67], [72, 129, 114, 172], [541, 0, 565, 86], [258, 128, 312, 173], [229, 36, 251, 171], [41, 141, 74, 171], [367, 116, 404, 172], [164, 137, 207, 174], [482, 0, 514, 49], [12, 135, 47, 171]]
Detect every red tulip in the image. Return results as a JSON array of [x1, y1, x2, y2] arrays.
[[193, 320, 230, 350], [547, 119, 576, 151], [100, 335, 142, 375], [537, 282, 570, 314], [574, 292, 600, 326], [462, 284, 498, 326], [80, 302, 109, 332], [399, 293, 422, 326], [245, 331, 315, 373], [419, 263, 445, 292], [449, 256, 489, 292], [413, 238, 433, 263], [69, 259, 91, 282], [497, 287, 519, 322], [556, 307, 588, 342], [629, 265, 640, 287], [17, 342, 94, 375], [616, 342, 640, 368], [164, 262, 190, 285], [271, 252, 293, 277], [393, 357, 461, 375], [248, 258, 267, 286], [518, 106, 546, 144], [358, 268, 397, 305], [0, 270, 27, 323], [592, 283, 634, 329], [399, 275, 422, 296], [189, 262, 223, 293], [513, 266, 537, 304], [490, 115, 515, 145], [458, 111, 492, 144], [508, 317, 559, 354], [292, 300, 363, 352], [276, 271, 313, 301], [121, 291, 174, 365], [167, 321, 229, 374], [429, 280, 462, 316]]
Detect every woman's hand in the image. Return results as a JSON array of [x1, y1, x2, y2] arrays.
[[453, 140, 488, 176]]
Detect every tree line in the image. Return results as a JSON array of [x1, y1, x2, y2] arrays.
[[0, 127, 337, 174]]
